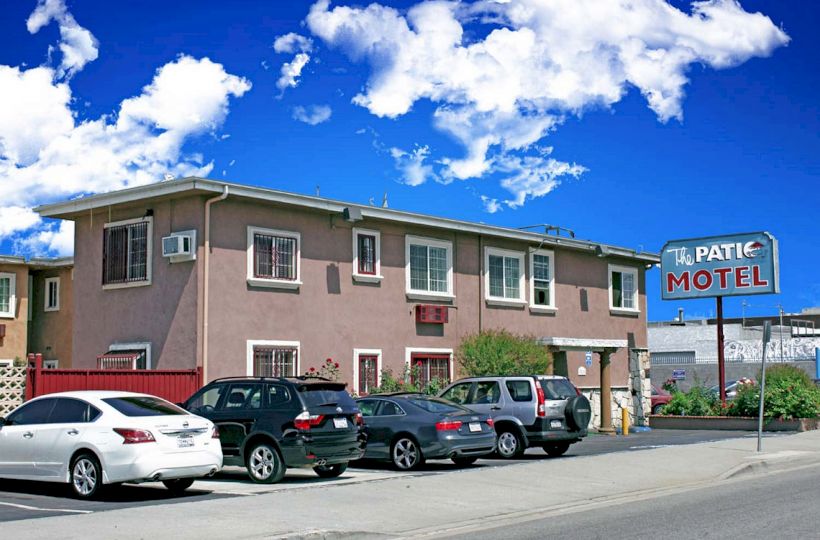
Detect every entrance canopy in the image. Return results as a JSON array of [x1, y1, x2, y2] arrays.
[[538, 337, 627, 352]]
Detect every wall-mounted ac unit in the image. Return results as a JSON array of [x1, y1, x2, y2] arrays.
[[416, 304, 448, 324], [162, 230, 196, 263]]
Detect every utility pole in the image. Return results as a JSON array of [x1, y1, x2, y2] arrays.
[[778, 305, 785, 363], [757, 321, 772, 452]]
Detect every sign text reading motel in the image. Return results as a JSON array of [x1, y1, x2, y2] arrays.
[[661, 232, 779, 300]]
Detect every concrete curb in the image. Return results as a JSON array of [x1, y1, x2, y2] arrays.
[[718, 450, 820, 480]]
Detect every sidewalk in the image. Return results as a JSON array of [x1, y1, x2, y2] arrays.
[[5, 430, 820, 539]]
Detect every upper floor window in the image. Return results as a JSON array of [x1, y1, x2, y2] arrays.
[[529, 249, 555, 310], [484, 247, 525, 304], [609, 264, 639, 312], [0, 272, 15, 318], [405, 235, 453, 299], [248, 341, 299, 377], [247, 226, 301, 289], [352, 228, 382, 282], [103, 218, 152, 288], [44, 277, 60, 312]]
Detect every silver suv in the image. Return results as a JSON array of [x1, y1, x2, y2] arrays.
[[439, 375, 591, 458]]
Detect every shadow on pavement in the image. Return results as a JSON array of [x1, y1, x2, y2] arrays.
[[0, 478, 215, 504]]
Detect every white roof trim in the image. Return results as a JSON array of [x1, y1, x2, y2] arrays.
[[539, 337, 629, 351]]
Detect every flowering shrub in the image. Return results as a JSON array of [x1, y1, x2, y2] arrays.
[[662, 386, 720, 416], [662, 378, 679, 393], [728, 366, 820, 420], [303, 358, 341, 381], [368, 364, 445, 396]]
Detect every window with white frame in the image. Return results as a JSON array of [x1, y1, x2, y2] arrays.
[[484, 247, 525, 303], [0, 272, 15, 318], [409, 353, 452, 387], [406, 236, 453, 297], [352, 228, 382, 281], [609, 265, 638, 311], [529, 249, 555, 309], [247, 340, 299, 377], [247, 227, 301, 288], [354, 349, 382, 395], [44, 277, 60, 312], [103, 218, 152, 287]]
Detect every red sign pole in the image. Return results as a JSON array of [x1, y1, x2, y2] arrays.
[[716, 296, 726, 406]]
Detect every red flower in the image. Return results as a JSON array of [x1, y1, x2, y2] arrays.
[[326, 358, 333, 364], [309, 367, 315, 372], [334, 362, 340, 368], [416, 361, 422, 367]]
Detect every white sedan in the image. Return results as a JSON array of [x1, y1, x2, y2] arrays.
[[0, 391, 222, 499]]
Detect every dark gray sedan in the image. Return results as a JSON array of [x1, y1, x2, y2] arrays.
[[355, 393, 497, 470]]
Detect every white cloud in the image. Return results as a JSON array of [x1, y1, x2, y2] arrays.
[[14, 220, 74, 257], [274, 33, 314, 93], [306, 0, 789, 209], [26, 0, 99, 79], [480, 196, 501, 214], [0, 207, 42, 237], [292, 104, 332, 125], [390, 144, 436, 186]]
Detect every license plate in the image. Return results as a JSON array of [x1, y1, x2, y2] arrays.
[[550, 420, 562, 429], [177, 437, 194, 448], [333, 417, 348, 429], [469, 422, 482, 433]]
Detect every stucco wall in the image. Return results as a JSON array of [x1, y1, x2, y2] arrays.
[[29, 266, 74, 367], [0, 264, 29, 363]]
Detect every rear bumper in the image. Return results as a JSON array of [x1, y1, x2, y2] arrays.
[[281, 432, 367, 467], [525, 418, 586, 445], [104, 448, 223, 484], [423, 432, 497, 459]]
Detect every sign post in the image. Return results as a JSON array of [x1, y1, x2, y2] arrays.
[[757, 321, 772, 452], [661, 232, 779, 407]]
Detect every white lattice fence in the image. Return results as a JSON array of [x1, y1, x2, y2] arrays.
[[0, 366, 26, 416]]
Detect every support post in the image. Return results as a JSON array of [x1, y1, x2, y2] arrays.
[[599, 350, 615, 435], [716, 297, 726, 406]]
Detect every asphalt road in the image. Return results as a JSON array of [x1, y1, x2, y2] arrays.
[[446, 462, 820, 539], [0, 429, 776, 522]]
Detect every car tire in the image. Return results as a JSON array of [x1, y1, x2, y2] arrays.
[[69, 453, 103, 499], [246, 441, 286, 484], [542, 442, 570, 457], [452, 456, 478, 467], [652, 404, 665, 415], [162, 478, 195, 493], [391, 436, 423, 471], [496, 429, 524, 459], [313, 463, 348, 478]]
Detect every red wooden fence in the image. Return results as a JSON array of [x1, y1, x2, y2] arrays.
[[25, 353, 202, 404]]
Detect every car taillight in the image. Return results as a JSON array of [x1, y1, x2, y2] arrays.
[[294, 411, 324, 431], [212, 426, 220, 439], [486, 418, 494, 428], [435, 420, 463, 431], [575, 385, 582, 396], [355, 412, 363, 425], [113, 428, 156, 444], [536, 385, 546, 418]]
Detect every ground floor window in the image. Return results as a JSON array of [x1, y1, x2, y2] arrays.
[[357, 354, 379, 395], [252, 345, 298, 377], [410, 353, 451, 387]]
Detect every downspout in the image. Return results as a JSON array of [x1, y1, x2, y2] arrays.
[[203, 185, 229, 383]]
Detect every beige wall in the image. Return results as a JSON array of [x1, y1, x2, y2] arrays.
[[70, 193, 650, 389], [29, 266, 74, 367], [0, 264, 29, 363]]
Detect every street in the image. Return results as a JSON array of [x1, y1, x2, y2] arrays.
[[443, 464, 820, 539]]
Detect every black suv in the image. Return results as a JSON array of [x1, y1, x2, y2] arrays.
[[182, 377, 366, 483]]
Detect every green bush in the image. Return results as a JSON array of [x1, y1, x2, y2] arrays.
[[456, 330, 551, 377], [368, 365, 444, 396], [661, 386, 720, 416], [728, 368, 820, 420]]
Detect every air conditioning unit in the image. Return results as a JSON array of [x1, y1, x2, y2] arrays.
[[162, 230, 196, 262], [416, 304, 448, 324]]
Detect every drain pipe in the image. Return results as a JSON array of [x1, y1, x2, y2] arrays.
[[203, 185, 229, 384]]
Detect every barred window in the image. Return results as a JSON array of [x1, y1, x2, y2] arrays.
[[357, 354, 379, 395], [410, 354, 451, 387], [253, 233, 298, 280], [103, 220, 150, 285], [254, 346, 297, 377], [358, 235, 376, 275]]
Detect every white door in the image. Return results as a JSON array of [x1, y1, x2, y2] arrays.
[[33, 398, 98, 479], [0, 398, 57, 479]]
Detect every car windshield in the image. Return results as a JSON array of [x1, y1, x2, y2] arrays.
[[298, 387, 356, 409], [407, 397, 472, 414], [539, 379, 578, 400], [103, 396, 188, 417]]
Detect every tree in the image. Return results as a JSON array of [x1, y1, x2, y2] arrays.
[[456, 330, 552, 376]]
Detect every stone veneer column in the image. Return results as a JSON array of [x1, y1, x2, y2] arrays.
[[598, 350, 615, 434]]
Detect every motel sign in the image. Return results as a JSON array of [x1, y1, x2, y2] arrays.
[[661, 232, 779, 300]]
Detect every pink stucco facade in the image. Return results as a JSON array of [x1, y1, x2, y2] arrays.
[[60, 181, 654, 392]]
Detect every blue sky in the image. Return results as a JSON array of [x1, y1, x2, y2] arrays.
[[1, 0, 817, 322]]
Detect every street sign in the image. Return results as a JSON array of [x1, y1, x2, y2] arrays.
[[661, 232, 779, 300], [585, 351, 592, 367], [672, 369, 686, 381]]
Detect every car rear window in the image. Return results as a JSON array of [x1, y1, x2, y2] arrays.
[[407, 397, 472, 414], [103, 396, 188, 417], [539, 379, 578, 400], [298, 386, 356, 409]]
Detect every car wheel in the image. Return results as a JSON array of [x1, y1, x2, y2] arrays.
[[496, 429, 524, 459], [162, 478, 195, 493], [70, 453, 103, 499], [451, 456, 478, 467], [391, 437, 422, 471], [543, 442, 570, 457], [313, 463, 348, 478], [246, 442, 286, 484], [652, 404, 664, 415]]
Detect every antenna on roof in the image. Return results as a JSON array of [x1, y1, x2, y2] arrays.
[[382, 192, 389, 208], [315, 185, 320, 197], [369, 197, 375, 206], [163, 173, 175, 182]]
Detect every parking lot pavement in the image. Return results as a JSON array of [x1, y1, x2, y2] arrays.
[[0, 429, 777, 522]]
